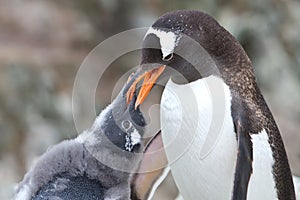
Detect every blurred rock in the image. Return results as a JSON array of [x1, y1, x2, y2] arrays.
[[0, 0, 300, 199]]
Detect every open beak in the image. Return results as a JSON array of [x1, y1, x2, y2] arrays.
[[126, 65, 166, 109]]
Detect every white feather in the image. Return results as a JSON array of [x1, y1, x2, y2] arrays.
[[130, 128, 141, 146], [293, 176, 300, 200], [14, 184, 30, 200], [248, 129, 278, 200], [160, 76, 237, 200], [160, 76, 279, 200], [145, 27, 181, 59]]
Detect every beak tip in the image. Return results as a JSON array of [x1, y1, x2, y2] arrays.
[[134, 101, 140, 110], [126, 65, 166, 109]]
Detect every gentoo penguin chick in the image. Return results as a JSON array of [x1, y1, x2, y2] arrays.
[[15, 87, 145, 200], [126, 10, 296, 200]]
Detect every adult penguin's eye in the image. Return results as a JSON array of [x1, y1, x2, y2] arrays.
[[162, 53, 173, 61]]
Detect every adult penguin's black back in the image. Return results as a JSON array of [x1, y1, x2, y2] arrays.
[[126, 10, 295, 200]]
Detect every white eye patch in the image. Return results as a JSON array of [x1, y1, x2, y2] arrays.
[[145, 27, 181, 60]]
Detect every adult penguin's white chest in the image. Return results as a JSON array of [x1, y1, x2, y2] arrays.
[[160, 75, 277, 200]]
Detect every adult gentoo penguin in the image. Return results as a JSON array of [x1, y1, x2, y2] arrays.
[[15, 86, 146, 200], [126, 10, 296, 200]]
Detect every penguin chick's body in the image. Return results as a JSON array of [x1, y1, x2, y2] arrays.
[[15, 89, 145, 200]]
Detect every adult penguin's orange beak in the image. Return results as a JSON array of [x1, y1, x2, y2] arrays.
[[126, 65, 166, 109]]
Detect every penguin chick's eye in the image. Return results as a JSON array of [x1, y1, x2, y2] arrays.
[[122, 120, 132, 131], [162, 53, 173, 61]]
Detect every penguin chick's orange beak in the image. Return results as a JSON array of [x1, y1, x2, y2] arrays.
[[126, 65, 166, 109]]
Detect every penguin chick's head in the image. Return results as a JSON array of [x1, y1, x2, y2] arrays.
[[100, 90, 146, 153]]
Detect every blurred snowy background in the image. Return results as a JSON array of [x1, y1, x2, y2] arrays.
[[0, 0, 300, 199]]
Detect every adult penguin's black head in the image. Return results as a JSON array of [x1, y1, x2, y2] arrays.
[[125, 10, 254, 108]]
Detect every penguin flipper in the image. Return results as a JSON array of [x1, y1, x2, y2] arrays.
[[232, 120, 253, 200]]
